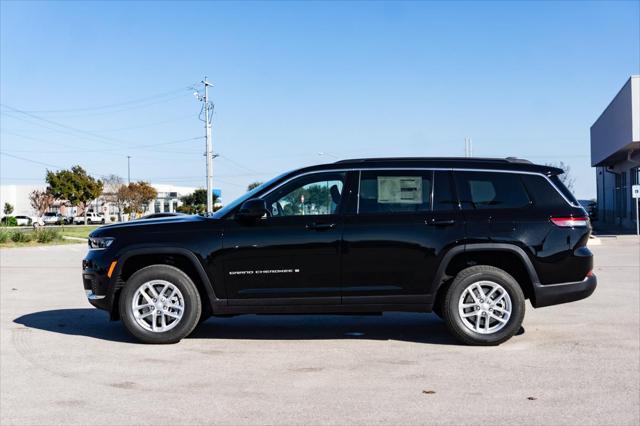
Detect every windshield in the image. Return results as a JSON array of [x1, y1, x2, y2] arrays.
[[211, 171, 289, 218], [44, 213, 56, 217]]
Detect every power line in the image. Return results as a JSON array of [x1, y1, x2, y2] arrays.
[[1, 129, 203, 154], [91, 114, 196, 133], [217, 154, 260, 174], [19, 92, 192, 118], [1, 105, 129, 146], [13, 87, 190, 114], [0, 151, 64, 169]]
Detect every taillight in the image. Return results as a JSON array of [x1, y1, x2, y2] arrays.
[[550, 216, 589, 228]]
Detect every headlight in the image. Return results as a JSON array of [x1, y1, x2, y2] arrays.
[[88, 237, 115, 250]]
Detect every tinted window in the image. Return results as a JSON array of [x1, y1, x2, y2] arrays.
[[264, 172, 345, 217], [358, 170, 432, 214], [550, 175, 579, 206], [520, 174, 567, 208], [455, 171, 530, 209], [433, 171, 457, 211]]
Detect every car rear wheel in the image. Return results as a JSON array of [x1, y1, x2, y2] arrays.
[[443, 265, 525, 346], [120, 265, 201, 344]]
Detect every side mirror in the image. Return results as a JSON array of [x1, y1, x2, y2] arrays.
[[237, 198, 268, 221]]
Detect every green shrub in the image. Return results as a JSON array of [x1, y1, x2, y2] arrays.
[[0, 230, 8, 243], [10, 231, 31, 243], [34, 228, 61, 243], [1, 216, 18, 226]]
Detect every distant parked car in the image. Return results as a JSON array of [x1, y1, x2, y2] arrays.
[[578, 200, 597, 222], [42, 212, 68, 225], [73, 212, 106, 225], [14, 215, 32, 226], [138, 212, 186, 220]]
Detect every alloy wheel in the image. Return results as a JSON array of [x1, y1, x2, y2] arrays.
[[131, 280, 185, 332], [458, 280, 512, 334]]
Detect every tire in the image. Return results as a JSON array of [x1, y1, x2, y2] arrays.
[[119, 264, 202, 344], [443, 265, 525, 346]]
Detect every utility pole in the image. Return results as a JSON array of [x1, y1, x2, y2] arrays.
[[127, 156, 131, 184], [196, 77, 215, 213]]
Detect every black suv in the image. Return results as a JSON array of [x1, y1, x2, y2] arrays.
[[82, 158, 596, 345]]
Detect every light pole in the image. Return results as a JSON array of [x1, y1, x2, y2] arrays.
[[127, 156, 131, 184]]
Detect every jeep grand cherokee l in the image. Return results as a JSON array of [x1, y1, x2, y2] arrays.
[[82, 157, 596, 345]]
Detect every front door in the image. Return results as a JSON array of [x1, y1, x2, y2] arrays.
[[341, 170, 465, 304], [222, 171, 348, 304]]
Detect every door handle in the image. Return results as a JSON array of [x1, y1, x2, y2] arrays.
[[305, 222, 336, 231], [426, 218, 456, 226]]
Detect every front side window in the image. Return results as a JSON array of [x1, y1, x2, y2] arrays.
[[455, 171, 530, 209], [358, 170, 432, 214], [265, 172, 345, 217]]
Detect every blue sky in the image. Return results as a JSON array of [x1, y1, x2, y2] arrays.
[[1, 1, 638, 202]]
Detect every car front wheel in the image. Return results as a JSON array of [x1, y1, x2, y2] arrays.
[[119, 265, 202, 344], [443, 265, 525, 346]]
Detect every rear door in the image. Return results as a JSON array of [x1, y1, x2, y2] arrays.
[[453, 170, 533, 243], [340, 169, 465, 303]]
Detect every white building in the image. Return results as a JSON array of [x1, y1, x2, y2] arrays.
[[0, 182, 221, 220], [147, 184, 197, 214], [590, 75, 640, 230], [0, 184, 46, 216]]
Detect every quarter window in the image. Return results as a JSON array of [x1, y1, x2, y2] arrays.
[[455, 171, 530, 209], [358, 170, 433, 214], [520, 174, 567, 208]]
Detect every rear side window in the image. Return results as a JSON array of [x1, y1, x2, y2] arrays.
[[454, 171, 530, 209], [521, 174, 571, 208], [358, 170, 432, 214]]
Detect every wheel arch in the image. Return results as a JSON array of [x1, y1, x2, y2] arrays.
[[109, 247, 220, 320], [432, 243, 541, 308]]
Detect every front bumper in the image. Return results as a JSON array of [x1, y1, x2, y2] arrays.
[[82, 250, 117, 312], [532, 274, 597, 308]]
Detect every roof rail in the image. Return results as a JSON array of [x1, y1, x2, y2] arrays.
[[335, 157, 533, 164]]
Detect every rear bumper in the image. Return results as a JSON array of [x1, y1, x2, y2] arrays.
[[532, 274, 597, 308]]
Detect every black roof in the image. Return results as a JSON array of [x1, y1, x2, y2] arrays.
[[326, 157, 562, 175]]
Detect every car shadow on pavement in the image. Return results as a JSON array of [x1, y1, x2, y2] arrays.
[[14, 309, 459, 345], [13, 309, 137, 343], [193, 312, 459, 345]]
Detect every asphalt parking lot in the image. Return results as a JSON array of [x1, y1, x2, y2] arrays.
[[1, 237, 638, 425]]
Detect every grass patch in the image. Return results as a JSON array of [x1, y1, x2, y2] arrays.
[[59, 225, 99, 239], [0, 225, 102, 248], [0, 227, 85, 248]]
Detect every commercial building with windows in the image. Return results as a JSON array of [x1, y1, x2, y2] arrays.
[[591, 75, 640, 230], [0, 183, 222, 220]]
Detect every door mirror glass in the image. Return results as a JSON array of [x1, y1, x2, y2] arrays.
[[237, 198, 268, 220]]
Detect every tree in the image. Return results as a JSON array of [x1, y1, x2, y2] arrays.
[[117, 181, 157, 218], [46, 165, 103, 225], [178, 189, 218, 214], [546, 161, 575, 192], [281, 183, 332, 215], [29, 190, 55, 216], [102, 174, 124, 221], [3, 203, 14, 216], [247, 182, 263, 192]]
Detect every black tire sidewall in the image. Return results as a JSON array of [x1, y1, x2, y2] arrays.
[[119, 265, 201, 344], [444, 266, 525, 345]]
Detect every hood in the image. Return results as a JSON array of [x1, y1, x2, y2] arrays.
[[89, 214, 214, 237]]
